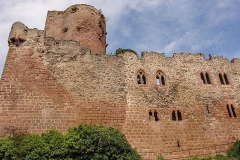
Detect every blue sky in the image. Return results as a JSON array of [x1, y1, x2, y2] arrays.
[[0, 0, 240, 77]]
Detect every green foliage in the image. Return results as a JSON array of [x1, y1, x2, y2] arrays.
[[64, 124, 142, 160], [184, 154, 236, 160], [41, 130, 67, 159], [0, 137, 14, 160], [0, 124, 142, 160], [157, 154, 165, 160], [227, 140, 240, 159], [115, 48, 138, 56]]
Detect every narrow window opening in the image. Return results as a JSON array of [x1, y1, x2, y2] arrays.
[[172, 110, 176, 121], [177, 110, 182, 121], [156, 76, 160, 85], [142, 75, 146, 84], [149, 111, 153, 121], [137, 75, 141, 84], [206, 105, 210, 114], [154, 111, 159, 121], [205, 72, 211, 84], [161, 76, 165, 85], [231, 104, 236, 117], [177, 140, 180, 148], [201, 72, 206, 84], [224, 74, 229, 85], [227, 104, 232, 117], [219, 73, 224, 84]]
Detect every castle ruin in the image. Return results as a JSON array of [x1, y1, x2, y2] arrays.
[[1, 4, 240, 160]]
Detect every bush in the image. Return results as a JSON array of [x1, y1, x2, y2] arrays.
[[115, 48, 138, 56], [64, 124, 142, 160], [0, 137, 14, 160], [227, 140, 240, 159], [0, 124, 142, 160]]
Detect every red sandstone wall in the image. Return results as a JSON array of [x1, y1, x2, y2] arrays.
[[0, 45, 126, 136], [0, 47, 77, 136], [44, 4, 106, 55]]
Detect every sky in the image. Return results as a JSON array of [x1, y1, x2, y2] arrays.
[[0, 0, 240, 77]]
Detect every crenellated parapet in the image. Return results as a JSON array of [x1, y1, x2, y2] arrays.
[[119, 51, 238, 66]]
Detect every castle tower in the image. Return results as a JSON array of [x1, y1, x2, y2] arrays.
[[44, 4, 106, 55]]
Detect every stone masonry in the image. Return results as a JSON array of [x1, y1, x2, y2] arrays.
[[1, 4, 240, 160]]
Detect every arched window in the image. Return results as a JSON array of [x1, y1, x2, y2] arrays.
[[156, 70, 165, 85], [137, 70, 146, 84], [200, 72, 206, 84], [172, 110, 176, 121], [227, 104, 232, 117], [161, 76, 165, 85], [149, 111, 153, 121], [200, 72, 211, 84], [205, 72, 211, 84], [231, 104, 236, 117], [177, 110, 182, 121], [154, 111, 159, 121], [172, 110, 183, 121], [224, 74, 229, 85], [219, 73, 224, 84]]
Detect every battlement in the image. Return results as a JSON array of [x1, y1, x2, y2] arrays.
[[119, 51, 238, 66]]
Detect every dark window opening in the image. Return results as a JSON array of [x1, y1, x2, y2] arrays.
[[177, 110, 182, 121], [172, 110, 176, 121], [137, 75, 141, 84], [201, 72, 206, 84], [219, 73, 224, 84], [177, 140, 180, 148], [63, 27, 68, 32], [231, 104, 236, 117], [206, 105, 210, 114], [149, 111, 153, 121], [227, 105, 232, 117], [161, 76, 165, 85], [154, 111, 159, 121], [205, 72, 211, 84], [142, 75, 146, 84], [224, 74, 229, 85], [76, 27, 81, 31], [137, 70, 146, 85]]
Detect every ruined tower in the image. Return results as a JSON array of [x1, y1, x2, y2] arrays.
[[44, 4, 107, 54]]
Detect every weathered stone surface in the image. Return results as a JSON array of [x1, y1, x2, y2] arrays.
[[1, 4, 240, 160]]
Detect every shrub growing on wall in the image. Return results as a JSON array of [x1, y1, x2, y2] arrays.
[[115, 48, 138, 56], [0, 124, 142, 160]]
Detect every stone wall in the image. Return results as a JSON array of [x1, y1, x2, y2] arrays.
[[121, 51, 240, 159], [0, 4, 240, 160]]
